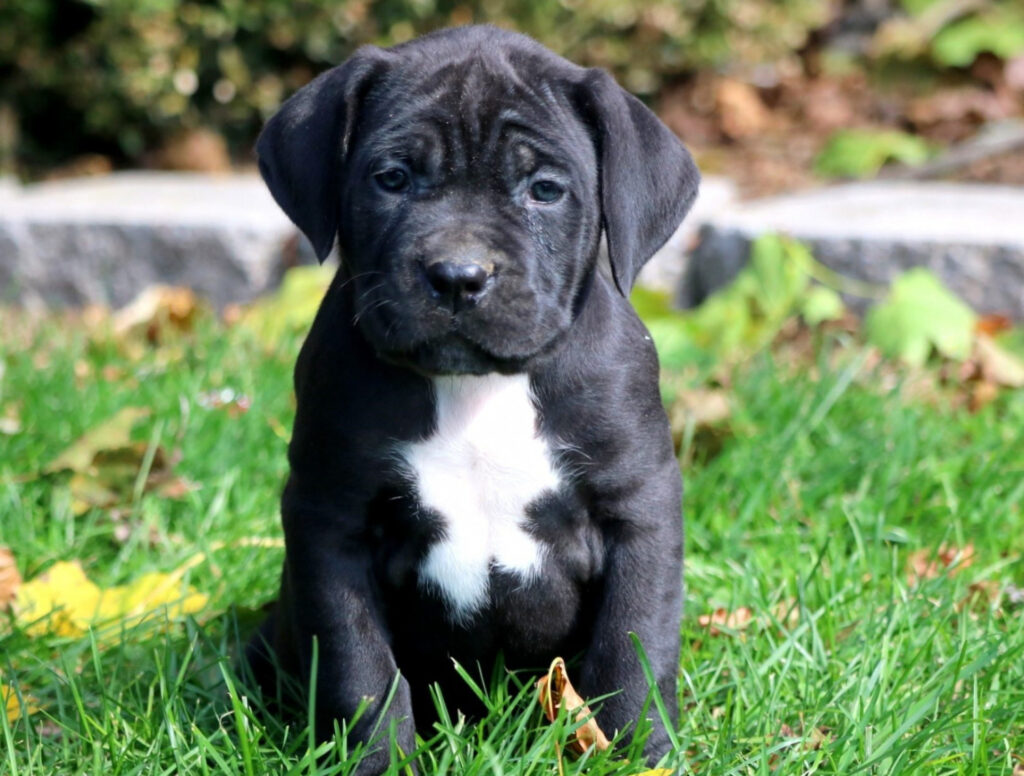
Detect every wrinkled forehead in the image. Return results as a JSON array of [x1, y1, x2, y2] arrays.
[[357, 55, 596, 173]]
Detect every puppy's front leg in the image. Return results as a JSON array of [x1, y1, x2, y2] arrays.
[[579, 466, 683, 760], [282, 500, 415, 774]]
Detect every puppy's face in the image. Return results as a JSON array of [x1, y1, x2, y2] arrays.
[[258, 27, 700, 376], [339, 64, 601, 375]]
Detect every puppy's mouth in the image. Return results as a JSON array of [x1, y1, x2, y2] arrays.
[[375, 331, 530, 376]]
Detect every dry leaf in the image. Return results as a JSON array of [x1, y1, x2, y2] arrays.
[[0, 401, 21, 436], [43, 408, 191, 514], [44, 407, 151, 475], [13, 560, 207, 639], [671, 389, 731, 428], [0, 547, 21, 610], [2, 681, 38, 723], [777, 723, 831, 752], [536, 657, 611, 755], [975, 335, 1024, 388], [956, 580, 1002, 614], [975, 315, 1012, 336], [715, 79, 771, 140], [906, 543, 976, 587], [112, 286, 201, 344], [772, 598, 800, 629], [697, 607, 753, 636]]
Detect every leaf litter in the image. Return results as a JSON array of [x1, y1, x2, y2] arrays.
[[42, 406, 195, 516]]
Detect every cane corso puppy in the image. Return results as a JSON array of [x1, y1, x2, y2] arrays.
[[247, 24, 699, 773]]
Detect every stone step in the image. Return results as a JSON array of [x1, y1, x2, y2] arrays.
[[681, 182, 1024, 318], [0, 172, 306, 309]]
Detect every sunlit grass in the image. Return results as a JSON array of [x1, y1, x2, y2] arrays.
[[1, 310, 1022, 775]]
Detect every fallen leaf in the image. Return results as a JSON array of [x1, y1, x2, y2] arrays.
[[865, 269, 976, 366], [112, 285, 201, 344], [0, 401, 21, 435], [0, 547, 21, 610], [44, 407, 151, 475], [697, 607, 753, 636], [956, 580, 1002, 614], [43, 408, 191, 514], [670, 389, 731, 429], [906, 543, 976, 587], [715, 79, 772, 140], [2, 681, 38, 723], [975, 335, 1024, 388], [975, 315, 1013, 337], [536, 657, 611, 756], [13, 560, 207, 639], [772, 598, 801, 629], [969, 380, 1000, 412]]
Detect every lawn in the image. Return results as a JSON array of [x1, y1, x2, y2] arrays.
[[1, 282, 1023, 775]]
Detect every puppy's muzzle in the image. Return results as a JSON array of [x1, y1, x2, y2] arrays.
[[418, 234, 499, 313], [421, 259, 492, 312]]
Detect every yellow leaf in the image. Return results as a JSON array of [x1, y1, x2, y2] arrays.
[[14, 561, 101, 637], [13, 561, 206, 640], [2, 681, 38, 723], [635, 771, 674, 776]]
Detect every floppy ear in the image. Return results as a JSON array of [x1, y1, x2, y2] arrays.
[[257, 47, 390, 261], [577, 69, 700, 294]]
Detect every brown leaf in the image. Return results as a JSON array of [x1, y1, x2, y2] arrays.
[[0, 547, 21, 611], [975, 315, 1013, 336], [697, 606, 753, 636], [113, 286, 201, 344], [777, 723, 831, 753], [969, 380, 1000, 413], [152, 127, 231, 173], [906, 543, 976, 587], [956, 580, 1002, 614], [772, 599, 800, 629], [671, 389, 731, 428], [715, 79, 771, 140], [975, 335, 1024, 388], [536, 657, 611, 755]]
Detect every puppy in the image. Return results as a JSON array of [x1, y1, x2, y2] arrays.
[[247, 24, 699, 773]]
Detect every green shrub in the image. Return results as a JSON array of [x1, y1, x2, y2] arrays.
[[0, 0, 829, 174]]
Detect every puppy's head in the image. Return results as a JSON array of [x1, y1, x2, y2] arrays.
[[258, 26, 699, 375]]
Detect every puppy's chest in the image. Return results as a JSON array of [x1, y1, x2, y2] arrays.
[[397, 374, 562, 618]]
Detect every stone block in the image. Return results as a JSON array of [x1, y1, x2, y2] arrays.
[[681, 182, 1024, 318]]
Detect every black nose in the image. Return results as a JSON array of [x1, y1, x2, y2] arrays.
[[422, 260, 492, 311]]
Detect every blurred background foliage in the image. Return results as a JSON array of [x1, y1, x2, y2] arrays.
[[1, 0, 1023, 182]]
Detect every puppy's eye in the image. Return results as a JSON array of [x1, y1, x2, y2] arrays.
[[529, 179, 565, 203], [375, 168, 410, 192]]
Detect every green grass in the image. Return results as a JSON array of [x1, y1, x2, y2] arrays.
[[1, 309, 1023, 775]]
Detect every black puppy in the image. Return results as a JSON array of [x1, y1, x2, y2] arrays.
[[248, 25, 699, 773]]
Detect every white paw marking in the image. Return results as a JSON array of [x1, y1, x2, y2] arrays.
[[399, 373, 560, 620]]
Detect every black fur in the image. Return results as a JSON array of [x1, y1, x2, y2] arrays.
[[248, 25, 699, 774]]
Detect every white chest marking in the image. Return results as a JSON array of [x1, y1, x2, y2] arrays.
[[400, 374, 559, 619]]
